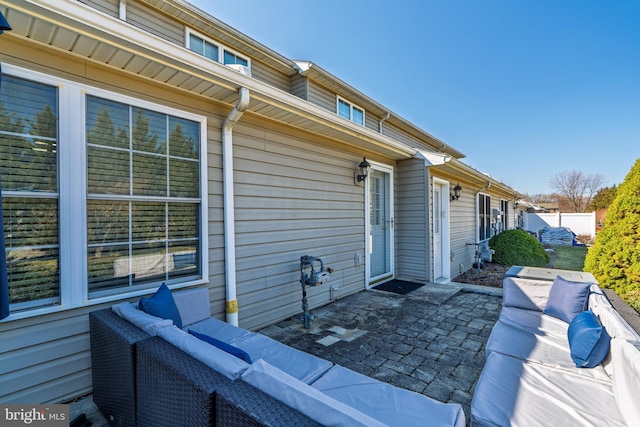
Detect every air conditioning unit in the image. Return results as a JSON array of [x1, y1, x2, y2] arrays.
[[226, 63, 252, 77]]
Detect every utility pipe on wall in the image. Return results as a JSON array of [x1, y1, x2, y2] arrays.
[[222, 87, 250, 326]]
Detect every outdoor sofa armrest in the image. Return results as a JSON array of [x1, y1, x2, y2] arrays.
[[135, 336, 232, 427], [89, 308, 152, 427], [215, 380, 323, 427]]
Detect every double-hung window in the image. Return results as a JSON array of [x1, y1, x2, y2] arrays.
[[337, 97, 365, 126], [478, 194, 492, 241], [0, 65, 207, 318], [187, 30, 249, 68]]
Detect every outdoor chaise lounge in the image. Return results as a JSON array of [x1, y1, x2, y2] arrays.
[[90, 285, 466, 426], [471, 272, 640, 426]]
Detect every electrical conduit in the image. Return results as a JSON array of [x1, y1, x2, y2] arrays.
[[222, 87, 250, 326]]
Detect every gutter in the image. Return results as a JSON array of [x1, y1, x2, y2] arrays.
[[222, 87, 250, 326]]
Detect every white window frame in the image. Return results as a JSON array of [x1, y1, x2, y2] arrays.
[[185, 28, 251, 69], [477, 193, 492, 242], [336, 96, 365, 126], [1, 64, 209, 321]]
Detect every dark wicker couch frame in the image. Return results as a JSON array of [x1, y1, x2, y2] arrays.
[[89, 308, 322, 426]]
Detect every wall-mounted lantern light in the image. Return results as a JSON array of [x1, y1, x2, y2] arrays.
[[354, 157, 371, 184], [450, 183, 462, 201]]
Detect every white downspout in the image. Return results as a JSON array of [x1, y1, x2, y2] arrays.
[[379, 112, 390, 133], [222, 87, 250, 326]]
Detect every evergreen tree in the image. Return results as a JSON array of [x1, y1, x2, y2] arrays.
[[584, 158, 640, 312]]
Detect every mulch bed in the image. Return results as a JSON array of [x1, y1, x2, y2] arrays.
[[453, 263, 510, 288]]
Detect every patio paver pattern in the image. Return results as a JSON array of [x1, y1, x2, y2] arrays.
[[259, 284, 502, 417], [73, 283, 502, 424]]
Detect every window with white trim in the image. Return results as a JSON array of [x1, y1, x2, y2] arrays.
[[187, 29, 249, 67], [478, 194, 492, 241], [0, 66, 206, 316], [337, 97, 365, 126], [500, 199, 509, 233]]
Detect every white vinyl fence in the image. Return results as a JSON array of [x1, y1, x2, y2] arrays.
[[524, 212, 596, 238]]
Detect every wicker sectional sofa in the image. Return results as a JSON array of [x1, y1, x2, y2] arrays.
[[471, 274, 640, 426], [90, 287, 466, 427]]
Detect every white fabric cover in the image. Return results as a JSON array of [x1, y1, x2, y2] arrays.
[[187, 317, 254, 342], [611, 338, 640, 427], [502, 277, 552, 312], [172, 288, 211, 327], [312, 365, 465, 427], [241, 359, 386, 427], [498, 306, 568, 338], [486, 320, 611, 383], [471, 352, 627, 427], [111, 302, 172, 335], [589, 287, 640, 341], [231, 333, 332, 384], [156, 325, 249, 379]]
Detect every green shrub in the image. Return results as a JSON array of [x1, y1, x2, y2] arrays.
[[489, 229, 550, 267], [585, 158, 640, 307]]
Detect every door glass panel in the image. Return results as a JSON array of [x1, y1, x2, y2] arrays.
[[370, 169, 390, 278]]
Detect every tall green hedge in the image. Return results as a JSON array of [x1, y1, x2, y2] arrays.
[[489, 229, 550, 267], [585, 158, 640, 311]]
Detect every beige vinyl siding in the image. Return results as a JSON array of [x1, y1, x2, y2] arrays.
[[79, 0, 119, 17], [229, 122, 368, 330], [307, 81, 336, 112], [290, 73, 308, 99], [2, 308, 97, 403], [395, 158, 430, 283], [449, 188, 478, 277], [127, 0, 184, 45], [250, 61, 291, 92]]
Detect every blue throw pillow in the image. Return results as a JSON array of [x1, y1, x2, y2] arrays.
[[138, 283, 183, 329], [568, 310, 610, 368], [189, 329, 252, 363], [543, 276, 591, 323]]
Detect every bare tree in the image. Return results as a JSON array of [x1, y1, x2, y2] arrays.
[[549, 170, 606, 212]]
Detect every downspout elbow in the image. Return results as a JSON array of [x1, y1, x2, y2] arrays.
[[223, 87, 250, 326], [379, 112, 390, 133]]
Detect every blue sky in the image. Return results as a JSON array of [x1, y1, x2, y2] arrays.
[[188, 0, 640, 195]]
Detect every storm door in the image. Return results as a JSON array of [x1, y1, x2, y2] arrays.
[[367, 166, 394, 283]]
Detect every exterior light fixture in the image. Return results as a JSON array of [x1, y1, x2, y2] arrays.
[[451, 183, 462, 201], [354, 157, 371, 184]]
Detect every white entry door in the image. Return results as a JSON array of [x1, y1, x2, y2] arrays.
[[434, 183, 443, 279], [433, 178, 451, 283], [368, 166, 394, 283]]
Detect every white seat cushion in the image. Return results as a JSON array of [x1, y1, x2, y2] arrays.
[[312, 365, 465, 427], [471, 352, 626, 427], [241, 359, 386, 427], [231, 333, 332, 384], [486, 320, 611, 383], [156, 325, 249, 379], [188, 317, 254, 342]]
